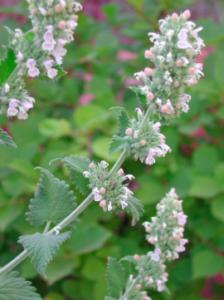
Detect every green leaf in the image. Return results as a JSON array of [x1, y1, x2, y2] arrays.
[[24, 31, 35, 42], [82, 257, 105, 281], [210, 195, 224, 223], [92, 137, 120, 163], [129, 86, 147, 104], [0, 48, 16, 88], [192, 249, 224, 279], [26, 168, 76, 227], [110, 107, 131, 136], [0, 271, 42, 300], [38, 66, 67, 83], [192, 144, 218, 175], [18, 232, 71, 277], [105, 297, 117, 300], [109, 135, 130, 156], [61, 155, 91, 195], [68, 224, 111, 256], [189, 176, 222, 199], [106, 257, 124, 298], [0, 128, 17, 148], [126, 197, 144, 226]]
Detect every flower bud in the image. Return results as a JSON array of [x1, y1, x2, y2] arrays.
[[173, 80, 179, 87], [99, 200, 106, 207], [59, 21, 66, 29], [144, 50, 153, 59], [173, 200, 179, 206], [73, 15, 79, 21], [148, 237, 154, 244], [33, 27, 38, 33], [176, 59, 183, 67], [89, 163, 95, 169], [147, 92, 154, 101], [100, 187, 106, 194], [55, 4, 62, 12], [188, 67, 195, 75], [140, 140, 147, 146], [183, 10, 191, 19], [136, 284, 141, 290], [126, 128, 132, 136], [144, 67, 153, 76], [161, 105, 168, 113], [134, 254, 140, 261], [145, 226, 151, 233], [118, 168, 124, 176], [171, 13, 178, 21]]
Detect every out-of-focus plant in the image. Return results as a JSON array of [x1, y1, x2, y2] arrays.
[[0, 5, 206, 299]]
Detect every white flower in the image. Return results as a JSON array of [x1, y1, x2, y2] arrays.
[[108, 202, 113, 211], [145, 148, 157, 165], [181, 56, 189, 66], [101, 161, 109, 169], [42, 26, 56, 51], [153, 122, 161, 132], [26, 97, 35, 104], [47, 0, 54, 6], [92, 188, 102, 202], [39, 7, 47, 16], [17, 51, 24, 61], [74, 1, 83, 11], [28, 67, 40, 78], [26, 58, 36, 69], [60, 0, 67, 7], [83, 171, 90, 178], [124, 174, 135, 180], [53, 226, 61, 235], [157, 55, 165, 65], [134, 71, 147, 81], [4, 83, 10, 93], [120, 200, 128, 210], [67, 20, 78, 30], [177, 29, 191, 49], [166, 29, 174, 41], [43, 60, 58, 79], [148, 32, 160, 42], [149, 248, 161, 262], [22, 101, 33, 111], [15, 28, 22, 37], [18, 107, 28, 120], [134, 130, 139, 138], [51, 39, 68, 64], [166, 52, 172, 63]]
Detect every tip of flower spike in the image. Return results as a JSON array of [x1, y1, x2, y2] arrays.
[[183, 9, 191, 19]]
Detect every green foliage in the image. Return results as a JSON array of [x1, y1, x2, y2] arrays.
[[105, 258, 124, 298], [109, 135, 130, 155], [0, 128, 17, 148], [26, 168, 76, 227], [0, 271, 42, 300], [110, 107, 131, 137], [0, 48, 16, 88], [60, 155, 91, 194], [126, 197, 144, 225], [19, 232, 71, 277], [129, 86, 147, 105]]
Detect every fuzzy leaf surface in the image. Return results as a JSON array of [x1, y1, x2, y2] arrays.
[[129, 86, 147, 104], [111, 107, 131, 137], [0, 271, 42, 300], [0, 48, 17, 88], [106, 257, 124, 298], [61, 155, 91, 194], [18, 232, 71, 277], [109, 135, 130, 155], [0, 128, 17, 148], [26, 168, 76, 227], [126, 197, 144, 226]]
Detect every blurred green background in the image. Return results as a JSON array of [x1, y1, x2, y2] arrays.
[[0, 0, 224, 299]]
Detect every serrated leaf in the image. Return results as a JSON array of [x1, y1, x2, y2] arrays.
[[129, 86, 147, 104], [0, 48, 16, 88], [0, 128, 17, 148], [110, 107, 131, 137], [26, 168, 76, 227], [61, 155, 91, 195], [38, 66, 67, 83], [106, 257, 124, 298], [109, 135, 130, 155], [18, 232, 71, 277], [0, 271, 42, 300], [126, 197, 144, 226]]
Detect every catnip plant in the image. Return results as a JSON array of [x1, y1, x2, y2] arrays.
[[0, 5, 205, 300], [0, 0, 82, 147]]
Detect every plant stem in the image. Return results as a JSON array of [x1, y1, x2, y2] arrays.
[[119, 276, 139, 300], [0, 107, 151, 277]]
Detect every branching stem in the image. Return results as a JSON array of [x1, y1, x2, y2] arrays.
[[0, 107, 151, 277]]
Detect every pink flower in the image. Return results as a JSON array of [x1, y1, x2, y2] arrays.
[[176, 212, 187, 226], [79, 93, 94, 105], [117, 50, 137, 61]]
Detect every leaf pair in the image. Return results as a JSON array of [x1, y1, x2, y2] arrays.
[[18, 168, 76, 277]]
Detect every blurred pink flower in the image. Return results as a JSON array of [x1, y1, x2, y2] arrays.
[[197, 46, 214, 63], [123, 78, 142, 86], [83, 73, 93, 82], [117, 50, 137, 61], [78, 93, 94, 105], [200, 278, 214, 299]]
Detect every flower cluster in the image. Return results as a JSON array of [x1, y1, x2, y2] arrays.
[[133, 10, 204, 120], [0, 0, 82, 120], [83, 161, 135, 212], [125, 108, 171, 165], [143, 188, 188, 261]]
